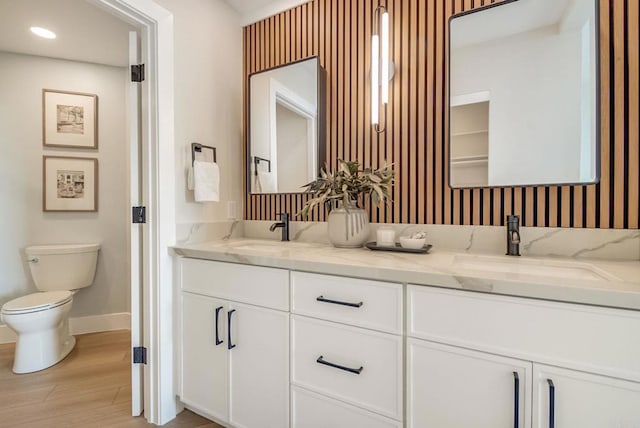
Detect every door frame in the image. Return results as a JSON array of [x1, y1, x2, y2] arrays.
[[88, 0, 176, 424]]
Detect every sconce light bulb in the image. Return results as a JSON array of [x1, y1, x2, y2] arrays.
[[371, 34, 380, 125], [381, 12, 389, 104]]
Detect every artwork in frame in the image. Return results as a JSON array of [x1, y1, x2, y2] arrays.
[[43, 156, 98, 212], [42, 89, 98, 149]]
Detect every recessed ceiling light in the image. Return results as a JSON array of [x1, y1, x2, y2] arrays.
[[30, 26, 56, 39]]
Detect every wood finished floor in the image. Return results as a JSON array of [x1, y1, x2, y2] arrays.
[[0, 330, 222, 427]]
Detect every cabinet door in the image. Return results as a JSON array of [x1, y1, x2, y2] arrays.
[[408, 339, 532, 428], [228, 302, 289, 428], [181, 292, 229, 422], [533, 364, 640, 428]]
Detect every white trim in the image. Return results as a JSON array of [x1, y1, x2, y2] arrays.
[[0, 313, 131, 344], [70, 312, 131, 334], [87, 0, 176, 425]]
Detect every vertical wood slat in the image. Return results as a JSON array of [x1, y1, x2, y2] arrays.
[[629, 0, 639, 229], [613, 0, 625, 228], [243, 0, 639, 230]]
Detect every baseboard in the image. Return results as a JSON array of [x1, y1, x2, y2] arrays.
[[0, 312, 131, 344]]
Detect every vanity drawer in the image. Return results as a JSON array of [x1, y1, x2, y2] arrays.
[[291, 315, 403, 420], [180, 258, 289, 311], [408, 285, 640, 381], [291, 271, 402, 334], [292, 386, 402, 428]]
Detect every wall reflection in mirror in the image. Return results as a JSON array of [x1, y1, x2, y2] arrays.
[[449, 0, 599, 188], [249, 57, 326, 194]]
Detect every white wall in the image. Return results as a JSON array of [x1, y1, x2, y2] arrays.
[[451, 24, 585, 186], [154, 0, 243, 225], [0, 51, 129, 320]]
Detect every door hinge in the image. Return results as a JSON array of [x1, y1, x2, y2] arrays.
[[131, 64, 145, 82], [132, 206, 146, 224], [133, 346, 147, 364]]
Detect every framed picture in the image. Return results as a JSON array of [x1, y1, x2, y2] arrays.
[[42, 89, 98, 149], [43, 156, 98, 212]]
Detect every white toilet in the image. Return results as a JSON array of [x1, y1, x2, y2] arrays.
[[1, 243, 100, 374]]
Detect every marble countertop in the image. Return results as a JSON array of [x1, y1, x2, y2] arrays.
[[171, 238, 640, 311]]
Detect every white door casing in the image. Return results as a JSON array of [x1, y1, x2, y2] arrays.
[[87, 0, 175, 424]]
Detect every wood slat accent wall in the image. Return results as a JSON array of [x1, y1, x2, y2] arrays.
[[243, 0, 639, 229]]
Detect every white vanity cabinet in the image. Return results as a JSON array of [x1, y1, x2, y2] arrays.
[[179, 259, 290, 428], [407, 339, 531, 428], [290, 272, 404, 427], [407, 285, 640, 428], [532, 364, 640, 428]]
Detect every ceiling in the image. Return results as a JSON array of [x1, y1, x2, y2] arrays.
[[224, 0, 310, 26], [0, 0, 134, 67], [224, 0, 278, 15]]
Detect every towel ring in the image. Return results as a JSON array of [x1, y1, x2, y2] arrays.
[[253, 156, 271, 176], [191, 143, 216, 166]]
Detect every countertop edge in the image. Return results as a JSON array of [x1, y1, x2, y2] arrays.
[[171, 244, 640, 312]]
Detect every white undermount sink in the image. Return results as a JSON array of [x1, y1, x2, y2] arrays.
[[452, 254, 618, 282]]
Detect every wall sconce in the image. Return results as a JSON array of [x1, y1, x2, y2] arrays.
[[372, 4, 394, 133]]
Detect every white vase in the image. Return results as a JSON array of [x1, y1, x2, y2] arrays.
[[327, 203, 369, 248]]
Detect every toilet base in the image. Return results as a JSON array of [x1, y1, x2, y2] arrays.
[[12, 330, 76, 374]]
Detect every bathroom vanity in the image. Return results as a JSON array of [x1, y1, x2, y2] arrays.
[[173, 239, 640, 428]]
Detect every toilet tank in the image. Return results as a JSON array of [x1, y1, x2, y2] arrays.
[[25, 244, 101, 292]]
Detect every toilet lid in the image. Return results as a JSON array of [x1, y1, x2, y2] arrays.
[[1, 291, 72, 314]]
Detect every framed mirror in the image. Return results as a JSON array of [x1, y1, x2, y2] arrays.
[[448, 0, 599, 188], [248, 56, 326, 194]]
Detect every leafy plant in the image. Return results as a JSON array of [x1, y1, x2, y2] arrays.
[[297, 159, 395, 218]]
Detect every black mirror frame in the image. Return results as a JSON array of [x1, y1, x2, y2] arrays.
[[447, 0, 601, 189], [246, 55, 327, 195]]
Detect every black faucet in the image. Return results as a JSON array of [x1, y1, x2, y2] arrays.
[[269, 213, 290, 241], [506, 215, 521, 256]]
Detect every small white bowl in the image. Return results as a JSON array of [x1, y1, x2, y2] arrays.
[[399, 237, 426, 250]]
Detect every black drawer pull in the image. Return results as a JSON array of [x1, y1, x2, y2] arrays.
[[513, 372, 519, 428], [214, 306, 223, 346], [547, 379, 555, 428], [316, 355, 363, 375], [316, 295, 363, 308], [227, 309, 236, 350]]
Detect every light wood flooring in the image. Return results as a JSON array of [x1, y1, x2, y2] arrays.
[[0, 330, 222, 427]]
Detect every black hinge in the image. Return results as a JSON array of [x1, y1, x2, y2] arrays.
[[133, 346, 147, 364], [131, 64, 145, 82], [132, 206, 146, 224]]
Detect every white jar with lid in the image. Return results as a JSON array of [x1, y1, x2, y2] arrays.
[[376, 227, 396, 247]]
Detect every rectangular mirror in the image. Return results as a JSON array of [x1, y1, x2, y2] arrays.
[[448, 0, 599, 188], [248, 56, 326, 194]]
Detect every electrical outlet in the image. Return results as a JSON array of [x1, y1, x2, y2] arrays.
[[227, 201, 237, 220]]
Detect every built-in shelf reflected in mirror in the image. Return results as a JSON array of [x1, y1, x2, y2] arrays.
[[449, 0, 599, 188], [248, 57, 326, 194]]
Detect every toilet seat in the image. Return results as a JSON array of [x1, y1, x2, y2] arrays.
[[1, 291, 73, 315]]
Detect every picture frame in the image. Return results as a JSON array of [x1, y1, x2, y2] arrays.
[[43, 156, 98, 212], [42, 89, 98, 149]]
